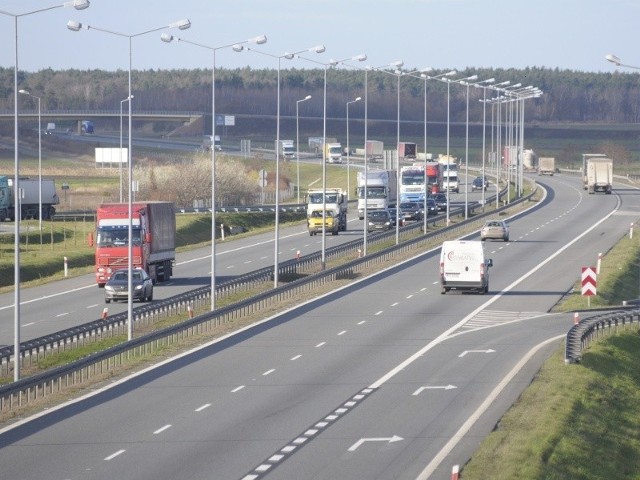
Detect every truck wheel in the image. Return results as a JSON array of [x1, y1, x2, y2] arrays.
[[105, 298, 111, 304], [332, 231, 338, 236], [441, 287, 447, 294]]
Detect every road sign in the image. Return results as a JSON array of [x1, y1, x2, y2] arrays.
[[581, 267, 597, 296], [257, 169, 267, 187]]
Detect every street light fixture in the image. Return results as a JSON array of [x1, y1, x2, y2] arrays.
[[1, 0, 90, 382], [605, 53, 640, 70], [119, 95, 133, 203], [248, 45, 325, 284], [346, 96, 362, 204], [18, 89, 42, 237], [161, 33, 266, 309], [69, 17, 191, 339], [296, 95, 312, 204]]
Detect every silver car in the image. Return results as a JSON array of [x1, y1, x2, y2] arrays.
[[480, 220, 509, 242], [104, 269, 154, 303]]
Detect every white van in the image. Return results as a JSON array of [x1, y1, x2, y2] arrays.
[[440, 240, 493, 294]]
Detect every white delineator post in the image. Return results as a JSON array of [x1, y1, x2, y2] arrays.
[[451, 464, 460, 480]]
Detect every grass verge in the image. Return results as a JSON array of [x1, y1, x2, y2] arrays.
[[461, 183, 640, 479]]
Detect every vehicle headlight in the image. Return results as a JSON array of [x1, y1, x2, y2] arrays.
[[385, 221, 390, 226], [368, 221, 374, 226], [104, 286, 114, 292], [135, 284, 143, 290]]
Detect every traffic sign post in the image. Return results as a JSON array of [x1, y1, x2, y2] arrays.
[[581, 266, 597, 307]]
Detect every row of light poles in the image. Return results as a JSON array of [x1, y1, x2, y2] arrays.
[[4, 4, 544, 380]]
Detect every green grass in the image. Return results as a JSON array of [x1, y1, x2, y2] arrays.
[[462, 189, 640, 479], [462, 335, 640, 479], [0, 211, 305, 291]]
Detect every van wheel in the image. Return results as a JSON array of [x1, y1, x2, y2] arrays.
[[441, 287, 447, 294]]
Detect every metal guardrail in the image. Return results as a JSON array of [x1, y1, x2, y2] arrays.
[[0, 183, 529, 412], [564, 309, 640, 364]]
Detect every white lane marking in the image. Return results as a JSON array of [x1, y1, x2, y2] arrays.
[[86, 304, 99, 309], [105, 449, 126, 461], [420, 287, 427, 291], [153, 424, 172, 435], [231, 385, 245, 393], [337, 330, 347, 336], [0, 283, 95, 311], [226, 265, 235, 269], [244, 261, 252, 264], [371, 192, 619, 390], [357, 321, 366, 325], [195, 404, 211, 412], [260, 256, 268, 260], [406, 295, 413, 299], [391, 302, 399, 307], [23, 322, 34, 327], [415, 334, 564, 479], [263, 369, 275, 376], [290, 355, 302, 361], [375, 311, 383, 316], [55, 313, 69, 318], [315, 342, 325, 348]]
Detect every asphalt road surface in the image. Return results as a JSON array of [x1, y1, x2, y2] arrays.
[[3, 174, 636, 479]]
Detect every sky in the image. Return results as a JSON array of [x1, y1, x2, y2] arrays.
[[0, 0, 638, 74]]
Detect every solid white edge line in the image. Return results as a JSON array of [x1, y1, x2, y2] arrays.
[[414, 334, 565, 480]]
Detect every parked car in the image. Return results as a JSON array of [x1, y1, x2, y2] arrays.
[[399, 202, 424, 221], [104, 268, 154, 303], [480, 220, 509, 242], [472, 176, 489, 191], [387, 207, 405, 227], [367, 209, 392, 232], [431, 193, 448, 212]]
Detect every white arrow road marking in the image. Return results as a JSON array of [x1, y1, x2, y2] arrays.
[[458, 349, 496, 358], [348, 435, 403, 452], [412, 385, 457, 396]]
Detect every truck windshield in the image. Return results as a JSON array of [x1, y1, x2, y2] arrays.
[[357, 187, 386, 199], [97, 227, 142, 247], [402, 173, 424, 185]]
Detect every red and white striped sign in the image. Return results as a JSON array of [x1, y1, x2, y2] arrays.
[[581, 267, 597, 296]]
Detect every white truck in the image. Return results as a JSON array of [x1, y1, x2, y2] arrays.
[[305, 188, 348, 232], [538, 157, 555, 176], [202, 135, 221, 152], [586, 158, 613, 194], [581, 153, 608, 190], [276, 139, 295, 161], [356, 169, 398, 220], [324, 142, 343, 163], [438, 155, 459, 193], [309, 137, 336, 154]]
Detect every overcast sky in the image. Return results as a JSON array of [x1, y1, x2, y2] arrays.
[[1, 0, 637, 74]]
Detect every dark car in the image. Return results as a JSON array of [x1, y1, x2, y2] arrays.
[[104, 268, 154, 303], [387, 207, 405, 227], [431, 193, 448, 211], [425, 198, 438, 216], [472, 176, 489, 191], [367, 210, 392, 232], [399, 202, 424, 221]]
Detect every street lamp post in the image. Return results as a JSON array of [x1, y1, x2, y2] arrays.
[[161, 33, 266, 309], [298, 53, 367, 269], [296, 95, 312, 204], [248, 46, 325, 285], [18, 89, 42, 236], [346, 96, 362, 203], [69, 17, 191, 339], [1, 0, 90, 382], [119, 95, 133, 203]]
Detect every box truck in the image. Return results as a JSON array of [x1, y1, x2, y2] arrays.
[[90, 202, 176, 287]]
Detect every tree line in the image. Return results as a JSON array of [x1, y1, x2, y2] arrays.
[[2, 66, 639, 126]]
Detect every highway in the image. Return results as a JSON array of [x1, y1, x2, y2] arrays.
[[0, 188, 474, 345], [1, 174, 638, 479]]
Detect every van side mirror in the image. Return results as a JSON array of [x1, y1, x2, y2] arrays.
[[487, 259, 493, 268]]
